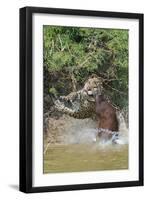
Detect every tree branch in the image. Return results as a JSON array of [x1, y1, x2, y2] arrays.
[[58, 34, 65, 51], [104, 82, 127, 96]]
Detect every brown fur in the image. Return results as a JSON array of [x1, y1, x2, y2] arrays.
[[95, 94, 118, 139]]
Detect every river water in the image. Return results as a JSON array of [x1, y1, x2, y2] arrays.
[[44, 115, 128, 173], [44, 143, 128, 173]]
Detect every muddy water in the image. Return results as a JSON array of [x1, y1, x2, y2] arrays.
[[44, 115, 128, 173], [44, 143, 128, 173]]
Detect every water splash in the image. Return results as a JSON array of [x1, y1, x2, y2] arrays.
[[66, 128, 98, 144], [47, 112, 128, 146], [44, 113, 128, 173]]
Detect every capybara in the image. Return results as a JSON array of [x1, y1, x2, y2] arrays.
[[95, 94, 118, 140]]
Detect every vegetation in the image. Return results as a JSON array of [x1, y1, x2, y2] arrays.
[[43, 26, 128, 111]]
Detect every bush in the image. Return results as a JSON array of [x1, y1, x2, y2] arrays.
[[43, 26, 128, 110]]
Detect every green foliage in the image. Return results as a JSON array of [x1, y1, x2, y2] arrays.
[[43, 25, 128, 110], [49, 87, 58, 96]]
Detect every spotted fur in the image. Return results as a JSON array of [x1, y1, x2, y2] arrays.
[[54, 75, 103, 119]]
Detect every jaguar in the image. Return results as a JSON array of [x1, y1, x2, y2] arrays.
[[54, 74, 104, 119]]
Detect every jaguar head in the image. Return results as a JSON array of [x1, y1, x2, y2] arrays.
[[82, 74, 104, 101]]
